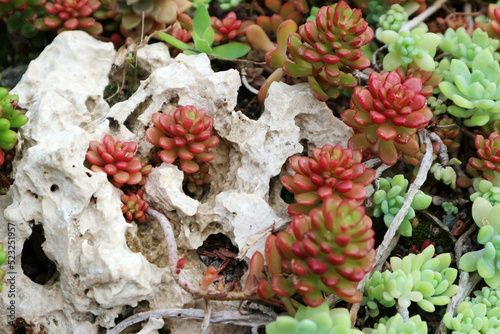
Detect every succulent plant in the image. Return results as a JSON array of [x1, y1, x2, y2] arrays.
[[477, 3, 500, 43], [378, 28, 440, 72], [341, 70, 433, 165], [442, 201, 459, 215], [363, 245, 458, 317], [471, 173, 500, 206], [434, 117, 461, 153], [184, 162, 211, 198], [443, 287, 500, 334], [33, 0, 103, 34], [266, 302, 363, 334], [363, 0, 386, 25], [121, 190, 149, 223], [460, 197, 500, 288], [467, 131, 500, 181], [0, 87, 27, 166], [190, 0, 211, 9], [373, 175, 432, 237], [281, 1, 374, 101], [217, 0, 242, 11], [440, 27, 500, 67], [438, 49, 500, 127], [267, 197, 376, 306], [376, 4, 407, 33], [115, 0, 192, 37], [0, 0, 45, 20], [430, 162, 458, 189], [146, 105, 219, 174], [281, 144, 376, 216], [85, 134, 152, 188], [256, 0, 303, 33], [363, 314, 427, 334], [211, 11, 246, 42]]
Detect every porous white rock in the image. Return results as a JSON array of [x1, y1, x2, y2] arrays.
[[1, 30, 354, 333]]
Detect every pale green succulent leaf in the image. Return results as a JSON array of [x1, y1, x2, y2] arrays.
[[459, 250, 484, 272]]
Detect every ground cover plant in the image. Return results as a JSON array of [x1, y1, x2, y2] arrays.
[[5, 0, 500, 333]]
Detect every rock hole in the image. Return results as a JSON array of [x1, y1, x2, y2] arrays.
[[124, 96, 152, 134], [107, 117, 119, 131], [21, 224, 58, 285], [85, 96, 97, 113], [280, 186, 294, 204], [196, 233, 247, 289], [50, 184, 58, 192]]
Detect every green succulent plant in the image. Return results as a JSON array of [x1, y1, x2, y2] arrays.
[[363, 314, 427, 334], [443, 287, 500, 334], [460, 197, 500, 288], [157, 5, 250, 59], [430, 162, 458, 189], [438, 49, 500, 127], [266, 302, 363, 334], [442, 201, 459, 215], [0, 87, 28, 166], [376, 4, 407, 33], [440, 27, 500, 67], [378, 27, 440, 72], [363, 245, 458, 317], [373, 175, 432, 237], [364, 0, 386, 25], [471, 173, 500, 206], [217, 0, 242, 11]]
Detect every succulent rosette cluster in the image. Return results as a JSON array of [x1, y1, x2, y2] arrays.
[[363, 314, 427, 334], [363, 245, 458, 317], [0, 88, 27, 166], [478, 3, 500, 43], [146, 105, 219, 174], [85, 134, 152, 188], [440, 27, 500, 66], [267, 197, 376, 306], [444, 287, 500, 333], [283, 1, 373, 101], [373, 175, 432, 236], [211, 11, 247, 42], [267, 302, 363, 334], [341, 70, 433, 165], [460, 198, 500, 288], [376, 4, 407, 33], [0, 0, 45, 19], [281, 144, 376, 215], [256, 0, 305, 33], [467, 131, 500, 180], [434, 117, 461, 153], [184, 162, 211, 198], [471, 172, 500, 206], [121, 190, 149, 223], [378, 28, 440, 72], [438, 49, 500, 127], [33, 0, 103, 34]]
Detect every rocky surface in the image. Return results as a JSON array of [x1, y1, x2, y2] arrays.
[[1, 31, 353, 333]]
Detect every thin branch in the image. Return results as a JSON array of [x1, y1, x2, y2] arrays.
[[421, 210, 457, 242], [429, 132, 449, 166], [146, 207, 261, 301], [372, 45, 387, 71], [399, 0, 448, 31], [455, 222, 477, 268], [106, 308, 276, 334], [350, 130, 434, 323], [241, 68, 260, 95], [201, 300, 212, 334]]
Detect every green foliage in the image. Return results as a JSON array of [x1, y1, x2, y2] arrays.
[[378, 28, 440, 71], [460, 198, 500, 288], [443, 287, 500, 333], [266, 302, 363, 334], [471, 173, 500, 206], [440, 27, 500, 67], [217, 0, 242, 11], [363, 314, 427, 334], [190, 0, 211, 9], [430, 161, 458, 189], [362, 245, 458, 317], [373, 175, 432, 237], [377, 4, 408, 33], [0, 87, 27, 152], [157, 5, 250, 59], [442, 201, 459, 215], [438, 49, 500, 127], [364, 0, 387, 25]]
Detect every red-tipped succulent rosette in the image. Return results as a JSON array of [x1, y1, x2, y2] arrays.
[[86, 134, 152, 188], [341, 70, 433, 166], [467, 131, 500, 180], [146, 106, 219, 174], [34, 0, 103, 34], [211, 12, 248, 42], [121, 190, 149, 223], [266, 197, 375, 306], [281, 144, 375, 216], [282, 1, 373, 101]]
